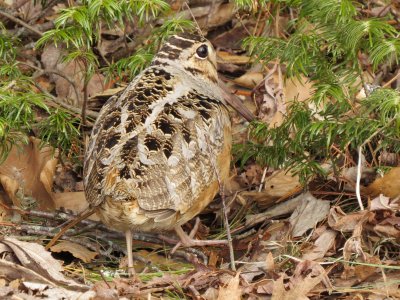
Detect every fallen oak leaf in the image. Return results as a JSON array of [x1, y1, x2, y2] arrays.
[[373, 216, 400, 238], [370, 194, 400, 211], [217, 272, 241, 300], [0, 237, 88, 291], [0, 137, 56, 210], [301, 229, 337, 261], [0, 175, 20, 208], [289, 192, 330, 237], [327, 206, 367, 232], [50, 241, 98, 263], [272, 261, 331, 300]]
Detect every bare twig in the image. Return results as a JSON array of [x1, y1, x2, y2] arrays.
[[220, 184, 236, 271], [275, 3, 280, 37], [184, 2, 203, 36], [383, 69, 400, 88], [205, 136, 235, 270], [188, 285, 201, 300], [33, 81, 99, 120], [258, 167, 268, 192], [21, 61, 82, 103], [0, 9, 43, 37], [99, 271, 111, 288], [235, 12, 252, 36], [355, 146, 365, 211], [45, 208, 96, 250], [81, 80, 89, 126], [28, 0, 62, 25]]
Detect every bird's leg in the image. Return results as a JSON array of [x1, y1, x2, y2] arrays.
[[171, 217, 201, 254], [125, 229, 135, 276], [173, 217, 228, 251]]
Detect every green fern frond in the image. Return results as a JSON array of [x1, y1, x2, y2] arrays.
[[39, 108, 81, 153], [370, 39, 400, 70], [106, 48, 154, 80], [129, 0, 170, 23], [343, 19, 397, 55]]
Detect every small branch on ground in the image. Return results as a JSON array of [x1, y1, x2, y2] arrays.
[[0, 9, 43, 37], [356, 146, 365, 211]]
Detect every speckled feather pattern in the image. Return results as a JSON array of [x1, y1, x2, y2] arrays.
[[83, 34, 231, 232]]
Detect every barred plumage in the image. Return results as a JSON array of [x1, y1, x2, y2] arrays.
[[83, 33, 233, 274]]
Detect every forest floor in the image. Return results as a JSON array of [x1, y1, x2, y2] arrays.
[[0, 0, 400, 299]]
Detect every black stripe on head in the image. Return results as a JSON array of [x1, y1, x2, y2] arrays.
[[176, 32, 207, 43], [168, 36, 194, 49], [156, 51, 180, 60], [159, 44, 182, 60], [168, 33, 206, 49], [151, 59, 168, 67]]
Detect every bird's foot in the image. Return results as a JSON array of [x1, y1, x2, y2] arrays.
[[171, 218, 228, 254]]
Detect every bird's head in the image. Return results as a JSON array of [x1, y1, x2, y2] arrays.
[[152, 33, 218, 84]]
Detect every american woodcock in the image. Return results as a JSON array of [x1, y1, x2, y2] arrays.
[[83, 33, 250, 274]]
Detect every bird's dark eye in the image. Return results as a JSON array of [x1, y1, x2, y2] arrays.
[[196, 44, 208, 58]]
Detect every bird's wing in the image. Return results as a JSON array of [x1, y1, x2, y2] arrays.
[[84, 66, 229, 215]]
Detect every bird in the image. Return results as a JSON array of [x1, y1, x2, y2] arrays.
[[83, 32, 250, 275]]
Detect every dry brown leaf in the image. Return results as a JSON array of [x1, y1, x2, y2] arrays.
[[217, 272, 241, 300], [50, 241, 98, 263], [52, 191, 98, 220], [212, 19, 256, 50], [328, 207, 367, 232], [253, 70, 286, 126], [0, 137, 56, 210], [365, 167, 400, 199], [40, 158, 58, 197], [354, 256, 381, 282], [217, 51, 251, 64], [240, 262, 264, 283], [264, 170, 300, 200], [302, 229, 337, 261], [271, 261, 330, 300], [283, 76, 314, 103], [203, 286, 219, 300], [245, 193, 305, 227], [343, 212, 371, 262], [22, 282, 96, 299], [373, 216, 400, 238], [370, 194, 392, 211], [265, 252, 275, 271], [179, 2, 235, 28], [0, 175, 20, 207], [241, 164, 264, 186], [241, 170, 301, 210], [14, 0, 42, 21], [207, 2, 235, 27], [271, 276, 289, 300], [41, 44, 105, 107], [0, 199, 8, 222], [0, 237, 88, 290], [256, 280, 274, 294], [224, 175, 244, 196], [291, 261, 331, 291], [289, 192, 330, 237], [234, 71, 264, 89]]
